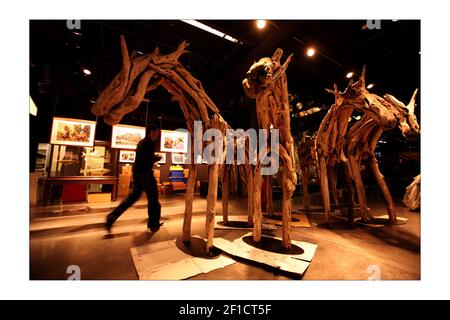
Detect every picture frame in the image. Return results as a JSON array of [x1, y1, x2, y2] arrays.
[[155, 152, 166, 164], [160, 130, 189, 153], [119, 150, 136, 163], [50, 117, 96, 147], [111, 124, 146, 149], [171, 153, 186, 164]]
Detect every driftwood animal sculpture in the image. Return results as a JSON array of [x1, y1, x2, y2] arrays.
[[315, 66, 419, 225], [315, 69, 374, 224], [345, 87, 419, 223], [91, 35, 230, 252], [242, 49, 297, 249]]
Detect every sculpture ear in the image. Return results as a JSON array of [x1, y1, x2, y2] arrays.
[[271, 48, 283, 63], [406, 88, 419, 115], [359, 65, 367, 86], [325, 83, 339, 95]]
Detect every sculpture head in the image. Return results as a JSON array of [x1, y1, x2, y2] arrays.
[[384, 89, 420, 140], [242, 49, 293, 98], [245, 57, 274, 88]]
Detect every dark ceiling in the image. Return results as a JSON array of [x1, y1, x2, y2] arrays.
[[30, 19, 420, 143]]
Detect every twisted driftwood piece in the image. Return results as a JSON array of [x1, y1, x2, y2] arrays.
[[92, 36, 231, 252], [242, 49, 297, 249]]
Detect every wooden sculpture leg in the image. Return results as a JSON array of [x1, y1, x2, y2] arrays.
[[342, 164, 354, 227], [319, 157, 331, 224], [301, 166, 311, 210], [253, 167, 262, 243], [247, 167, 254, 226], [281, 170, 292, 249], [266, 175, 274, 215], [205, 163, 219, 253], [330, 165, 339, 209], [182, 164, 197, 242], [370, 157, 397, 224], [222, 165, 229, 224], [349, 156, 370, 222]]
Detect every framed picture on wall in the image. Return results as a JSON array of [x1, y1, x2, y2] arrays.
[[50, 117, 96, 147], [160, 130, 189, 153], [155, 152, 166, 164], [171, 153, 186, 164], [111, 124, 146, 149], [119, 150, 136, 163]]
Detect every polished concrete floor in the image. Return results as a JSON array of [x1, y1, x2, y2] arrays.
[[30, 193, 420, 280]]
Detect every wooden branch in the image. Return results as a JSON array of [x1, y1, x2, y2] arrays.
[[104, 70, 156, 125], [151, 40, 189, 65], [222, 165, 230, 224], [91, 35, 131, 116], [149, 64, 210, 122], [182, 163, 197, 242]]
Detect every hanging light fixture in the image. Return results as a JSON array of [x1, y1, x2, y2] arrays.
[[306, 48, 316, 57], [256, 20, 266, 29]]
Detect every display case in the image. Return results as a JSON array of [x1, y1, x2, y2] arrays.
[[49, 141, 116, 178], [43, 141, 119, 204], [35, 143, 51, 174]]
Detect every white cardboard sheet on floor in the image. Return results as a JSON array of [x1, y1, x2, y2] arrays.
[[213, 233, 318, 277], [130, 239, 236, 280]]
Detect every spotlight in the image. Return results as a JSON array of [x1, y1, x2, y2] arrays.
[[256, 20, 266, 29], [306, 48, 315, 57], [83, 68, 91, 75], [367, 83, 374, 89], [346, 72, 354, 78]]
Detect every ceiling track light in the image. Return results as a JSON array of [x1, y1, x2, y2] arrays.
[[181, 20, 240, 43], [83, 68, 92, 75], [367, 83, 374, 89], [346, 72, 354, 78]]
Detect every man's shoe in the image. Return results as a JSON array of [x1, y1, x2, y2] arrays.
[[105, 219, 113, 233], [146, 222, 164, 233]]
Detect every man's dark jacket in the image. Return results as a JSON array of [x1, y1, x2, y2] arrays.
[[133, 138, 159, 175]]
